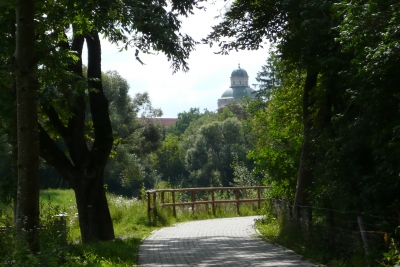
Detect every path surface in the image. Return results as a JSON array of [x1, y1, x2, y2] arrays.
[[138, 216, 318, 266]]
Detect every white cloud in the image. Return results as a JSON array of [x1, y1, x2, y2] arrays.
[[85, 1, 270, 118]]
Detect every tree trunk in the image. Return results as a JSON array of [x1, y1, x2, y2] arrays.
[[73, 171, 115, 243], [293, 68, 318, 222], [38, 31, 115, 243], [15, 0, 40, 252], [11, 106, 18, 224], [39, 125, 115, 242]]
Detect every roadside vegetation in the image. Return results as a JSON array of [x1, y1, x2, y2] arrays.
[[0, 188, 262, 266], [1, 189, 153, 266]]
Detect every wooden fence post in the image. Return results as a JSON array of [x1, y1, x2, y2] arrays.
[[328, 208, 335, 249], [211, 189, 216, 216], [235, 188, 240, 215], [191, 191, 195, 213], [147, 191, 151, 222], [172, 191, 176, 218], [357, 213, 369, 255], [257, 187, 261, 210], [153, 191, 157, 220]]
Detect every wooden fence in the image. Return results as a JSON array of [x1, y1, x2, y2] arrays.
[[146, 186, 271, 222]]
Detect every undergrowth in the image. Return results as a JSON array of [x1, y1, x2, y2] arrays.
[[255, 202, 397, 267]]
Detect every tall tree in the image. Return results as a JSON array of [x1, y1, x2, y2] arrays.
[[14, 0, 40, 252], [205, 0, 343, 220], [313, 0, 400, 216], [34, 0, 199, 243], [0, 0, 18, 222], [184, 114, 248, 187], [102, 71, 164, 195], [152, 134, 186, 186], [248, 54, 303, 200]]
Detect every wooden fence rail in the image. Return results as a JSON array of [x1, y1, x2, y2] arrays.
[[146, 186, 271, 222]]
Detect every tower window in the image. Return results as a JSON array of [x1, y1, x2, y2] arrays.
[[232, 81, 235, 85], [239, 81, 242, 85]]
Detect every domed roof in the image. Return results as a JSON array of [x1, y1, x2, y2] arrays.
[[221, 88, 233, 98], [220, 87, 255, 99], [231, 64, 248, 77]]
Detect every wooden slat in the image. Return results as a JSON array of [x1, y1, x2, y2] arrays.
[[161, 198, 267, 207], [154, 186, 271, 193]]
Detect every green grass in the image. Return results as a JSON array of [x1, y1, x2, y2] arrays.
[[0, 190, 158, 266]]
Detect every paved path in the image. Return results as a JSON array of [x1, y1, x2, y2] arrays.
[[138, 216, 319, 266]]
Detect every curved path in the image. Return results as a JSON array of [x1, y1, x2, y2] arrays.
[[138, 216, 318, 266]]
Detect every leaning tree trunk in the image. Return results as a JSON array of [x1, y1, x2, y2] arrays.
[[293, 68, 318, 225], [15, 0, 40, 252], [81, 30, 115, 242]]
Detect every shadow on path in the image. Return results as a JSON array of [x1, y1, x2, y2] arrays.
[[139, 217, 316, 267]]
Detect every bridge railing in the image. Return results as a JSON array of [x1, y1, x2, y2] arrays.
[[146, 186, 271, 222]]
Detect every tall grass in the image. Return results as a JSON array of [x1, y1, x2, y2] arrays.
[[0, 190, 158, 266], [39, 190, 156, 241]]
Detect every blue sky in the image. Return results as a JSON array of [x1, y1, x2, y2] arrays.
[[97, 1, 270, 118]]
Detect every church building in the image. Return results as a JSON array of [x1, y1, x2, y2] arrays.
[[217, 65, 256, 109]]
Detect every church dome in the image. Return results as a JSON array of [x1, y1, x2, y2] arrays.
[[220, 87, 255, 98], [221, 88, 234, 98], [231, 66, 248, 77], [218, 64, 256, 110]]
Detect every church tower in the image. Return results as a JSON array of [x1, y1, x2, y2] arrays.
[[218, 65, 255, 109]]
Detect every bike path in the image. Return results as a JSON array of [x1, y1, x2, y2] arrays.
[[138, 216, 319, 266]]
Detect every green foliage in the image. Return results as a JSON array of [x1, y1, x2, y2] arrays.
[[247, 55, 303, 200], [152, 134, 186, 186], [336, 0, 400, 77], [379, 234, 400, 266], [0, 137, 14, 204], [1, 199, 70, 266], [0, 189, 159, 266], [256, 204, 370, 267], [230, 157, 262, 187], [152, 108, 258, 189], [184, 116, 249, 187], [166, 107, 202, 137]]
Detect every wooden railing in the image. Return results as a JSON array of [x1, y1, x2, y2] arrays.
[[146, 186, 271, 222]]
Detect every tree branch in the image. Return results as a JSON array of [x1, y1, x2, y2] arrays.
[[42, 105, 69, 139], [86, 30, 114, 167], [38, 123, 76, 187]]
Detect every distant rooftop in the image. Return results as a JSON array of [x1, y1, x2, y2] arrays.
[[137, 118, 178, 127], [157, 118, 178, 127]]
